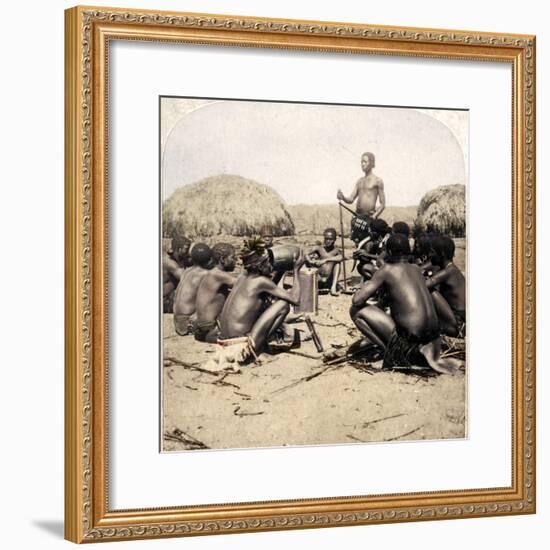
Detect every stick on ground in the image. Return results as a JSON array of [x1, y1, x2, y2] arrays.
[[385, 425, 423, 441]]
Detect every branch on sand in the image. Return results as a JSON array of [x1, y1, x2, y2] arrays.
[[284, 349, 322, 361], [164, 356, 219, 376], [314, 321, 349, 329], [164, 356, 242, 386], [214, 373, 240, 389], [346, 415, 408, 442], [323, 342, 383, 366], [385, 425, 423, 441], [234, 406, 264, 417], [164, 428, 209, 450], [362, 413, 406, 428], [346, 434, 367, 443], [271, 365, 336, 394]]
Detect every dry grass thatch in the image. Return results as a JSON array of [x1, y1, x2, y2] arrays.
[[414, 184, 466, 237], [163, 175, 295, 238]]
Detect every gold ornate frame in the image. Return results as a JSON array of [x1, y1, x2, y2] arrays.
[[65, 5, 536, 543]]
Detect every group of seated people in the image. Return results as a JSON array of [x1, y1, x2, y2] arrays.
[[350, 222, 465, 374], [162, 219, 465, 374], [163, 235, 306, 367]]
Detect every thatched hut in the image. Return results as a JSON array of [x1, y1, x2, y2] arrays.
[[414, 184, 466, 237], [163, 174, 295, 238]]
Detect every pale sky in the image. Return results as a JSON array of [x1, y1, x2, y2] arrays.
[[161, 97, 468, 206]]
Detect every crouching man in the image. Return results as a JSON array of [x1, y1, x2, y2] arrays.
[[173, 243, 213, 336], [426, 235, 466, 338], [215, 237, 305, 364], [193, 243, 237, 343], [162, 235, 191, 313], [350, 234, 462, 375], [306, 227, 343, 296]]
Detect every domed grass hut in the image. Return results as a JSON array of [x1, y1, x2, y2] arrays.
[[163, 174, 295, 239], [415, 184, 466, 237]]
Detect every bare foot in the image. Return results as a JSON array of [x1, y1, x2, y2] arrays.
[[428, 361, 459, 375], [419, 342, 462, 375]]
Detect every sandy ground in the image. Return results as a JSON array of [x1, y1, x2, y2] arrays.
[[162, 238, 467, 451]]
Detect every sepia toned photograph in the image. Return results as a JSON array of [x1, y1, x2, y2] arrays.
[[161, 96, 467, 452]]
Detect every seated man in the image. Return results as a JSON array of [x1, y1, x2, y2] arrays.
[[217, 237, 305, 359], [193, 243, 237, 343], [172, 243, 213, 336], [260, 225, 275, 249], [162, 235, 191, 313], [392, 221, 410, 238], [425, 235, 466, 338], [350, 233, 462, 375], [413, 232, 439, 277], [306, 227, 343, 296], [353, 218, 391, 281]]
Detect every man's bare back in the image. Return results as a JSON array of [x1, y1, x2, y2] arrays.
[[354, 261, 439, 339], [427, 263, 465, 312], [195, 268, 236, 324], [219, 275, 273, 338], [173, 266, 210, 316], [163, 254, 182, 297]]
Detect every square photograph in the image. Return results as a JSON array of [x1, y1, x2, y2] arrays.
[[160, 97, 467, 452]]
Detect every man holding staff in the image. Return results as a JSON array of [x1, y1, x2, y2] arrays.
[[336, 152, 386, 289], [337, 151, 386, 243]]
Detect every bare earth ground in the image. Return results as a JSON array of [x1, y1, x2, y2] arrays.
[[162, 237, 466, 452]]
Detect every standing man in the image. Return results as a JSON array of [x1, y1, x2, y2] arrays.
[[337, 152, 386, 243]]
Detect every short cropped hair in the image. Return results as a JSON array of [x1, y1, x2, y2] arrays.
[[212, 242, 235, 264], [413, 234, 432, 259], [392, 221, 410, 237], [432, 235, 455, 261], [386, 233, 411, 258], [190, 243, 213, 268], [362, 151, 376, 167], [370, 218, 389, 236], [323, 227, 337, 238]]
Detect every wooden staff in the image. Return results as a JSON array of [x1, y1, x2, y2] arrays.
[[305, 315, 324, 353], [338, 201, 348, 292], [338, 201, 356, 216]]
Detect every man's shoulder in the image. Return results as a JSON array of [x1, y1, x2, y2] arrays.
[[448, 263, 465, 278], [214, 269, 236, 283]]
